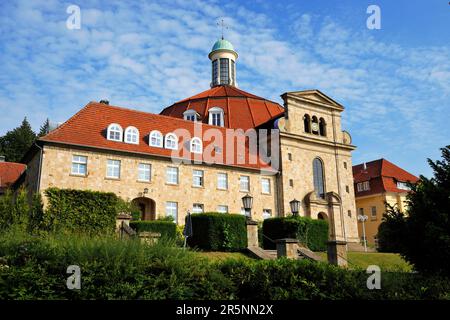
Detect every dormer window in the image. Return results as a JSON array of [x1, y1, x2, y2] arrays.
[[190, 137, 202, 154], [124, 126, 139, 144], [397, 181, 411, 191], [149, 130, 163, 148], [107, 123, 123, 141], [183, 110, 198, 122], [165, 133, 178, 150], [208, 107, 224, 127]]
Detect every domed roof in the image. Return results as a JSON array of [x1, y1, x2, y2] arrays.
[[160, 85, 285, 130], [211, 38, 235, 52]]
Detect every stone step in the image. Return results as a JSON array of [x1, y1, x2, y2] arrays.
[[247, 247, 277, 260]]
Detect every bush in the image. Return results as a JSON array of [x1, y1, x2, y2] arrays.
[[262, 216, 328, 251], [187, 213, 247, 251], [377, 203, 406, 253], [44, 188, 119, 234], [129, 220, 177, 240]]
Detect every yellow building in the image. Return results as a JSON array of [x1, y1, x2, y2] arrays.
[[353, 159, 419, 246], [19, 38, 360, 244]]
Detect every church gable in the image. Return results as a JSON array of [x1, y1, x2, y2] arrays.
[[285, 90, 344, 111]]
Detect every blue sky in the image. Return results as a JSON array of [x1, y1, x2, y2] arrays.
[[0, 0, 449, 177]]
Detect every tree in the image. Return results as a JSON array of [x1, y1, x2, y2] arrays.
[[401, 145, 450, 275], [38, 118, 50, 137], [0, 117, 36, 162], [377, 203, 406, 253]]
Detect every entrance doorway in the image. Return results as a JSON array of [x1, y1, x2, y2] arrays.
[[318, 212, 328, 220], [132, 197, 156, 221]]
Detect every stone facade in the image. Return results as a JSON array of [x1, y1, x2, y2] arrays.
[[26, 143, 277, 225]]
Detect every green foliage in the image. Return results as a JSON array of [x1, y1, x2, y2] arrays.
[[38, 118, 50, 137], [115, 198, 141, 221], [44, 188, 119, 235], [187, 213, 247, 251], [1, 231, 449, 300], [262, 216, 329, 251], [0, 188, 32, 233], [129, 220, 177, 240], [0, 117, 36, 162], [377, 203, 407, 253]]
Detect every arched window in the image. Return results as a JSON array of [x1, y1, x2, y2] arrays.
[[303, 114, 311, 133], [183, 110, 198, 122], [124, 126, 139, 144], [208, 107, 224, 127], [319, 118, 326, 137], [165, 133, 178, 150], [107, 123, 123, 141], [313, 158, 325, 198], [311, 116, 319, 135], [190, 137, 202, 154], [149, 130, 163, 148]]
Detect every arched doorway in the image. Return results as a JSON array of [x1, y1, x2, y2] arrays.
[[132, 197, 156, 221], [318, 212, 328, 220]]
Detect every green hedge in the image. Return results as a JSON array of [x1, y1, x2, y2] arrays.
[[263, 216, 328, 251], [130, 220, 177, 240], [187, 213, 247, 251], [44, 188, 118, 234]]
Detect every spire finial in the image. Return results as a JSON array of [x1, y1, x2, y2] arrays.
[[217, 18, 228, 40]]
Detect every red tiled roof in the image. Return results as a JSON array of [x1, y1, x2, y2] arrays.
[[160, 85, 285, 130], [40, 102, 274, 171], [352, 159, 419, 196], [0, 162, 26, 189]]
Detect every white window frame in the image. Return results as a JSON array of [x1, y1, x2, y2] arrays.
[[192, 203, 204, 214], [193, 169, 204, 187], [149, 130, 163, 148], [240, 175, 250, 192], [190, 137, 202, 154], [183, 110, 198, 122], [165, 133, 178, 150], [166, 166, 179, 185], [217, 205, 228, 214], [397, 181, 410, 190], [106, 159, 121, 179], [261, 178, 271, 194], [107, 123, 123, 142], [124, 126, 139, 144], [165, 201, 178, 223], [138, 163, 151, 182], [208, 107, 224, 127], [71, 155, 87, 176], [371, 206, 377, 218], [263, 209, 272, 220], [217, 173, 228, 190]]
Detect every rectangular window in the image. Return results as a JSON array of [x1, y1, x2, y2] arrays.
[[165, 201, 178, 223], [363, 181, 370, 191], [220, 58, 229, 84], [106, 159, 120, 179], [288, 153, 292, 161], [212, 59, 218, 85], [217, 205, 228, 214], [217, 173, 228, 190], [231, 60, 235, 83], [240, 175, 250, 192], [396, 181, 410, 190], [359, 208, 364, 216], [166, 167, 179, 185], [289, 179, 294, 187], [261, 178, 271, 194], [344, 162, 347, 169], [346, 185, 350, 193], [193, 169, 204, 187], [138, 163, 151, 182], [71, 155, 87, 176], [348, 210, 352, 217], [371, 206, 377, 218], [263, 209, 272, 220], [192, 203, 204, 214], [357, 181, 370, 192]]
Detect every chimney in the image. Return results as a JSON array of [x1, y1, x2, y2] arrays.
[[363, 162, 367, 171], [0, 156, 5, 162], [99, 99, 109, 105]]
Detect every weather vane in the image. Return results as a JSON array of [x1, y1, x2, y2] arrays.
[[217, 18, 228, 40]]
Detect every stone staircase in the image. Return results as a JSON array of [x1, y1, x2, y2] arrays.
[[247, 245, 323, 262]]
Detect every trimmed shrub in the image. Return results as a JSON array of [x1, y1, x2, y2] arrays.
[[44, 188, 118, 234], [187, 213, 247, 251], [129, 220, 177, 240], [262, 216, 328, 251]]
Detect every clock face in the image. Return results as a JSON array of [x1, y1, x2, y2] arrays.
[[311, 122, 319, 132]]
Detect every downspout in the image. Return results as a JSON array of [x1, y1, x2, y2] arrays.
[[34, 142, 43, 193], [331, 110, 347, 243]]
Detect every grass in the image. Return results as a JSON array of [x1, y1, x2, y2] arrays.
[[316, 251, 412, 272], [194, 251, 253, 261]]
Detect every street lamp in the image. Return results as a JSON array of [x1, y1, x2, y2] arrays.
[[289, 199, 300, 217], [143, 188, 149, 196], [358, 214, 368, 252], [242, 194, 253, 219]]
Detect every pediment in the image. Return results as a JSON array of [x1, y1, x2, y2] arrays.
[[284, 90, 344, 110]]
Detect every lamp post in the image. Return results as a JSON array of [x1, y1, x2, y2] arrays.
[[358, 214, 368, 252], [143, 188, 149, 196], [242, 194, 253, 220], [289, 199, 300, 217]]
